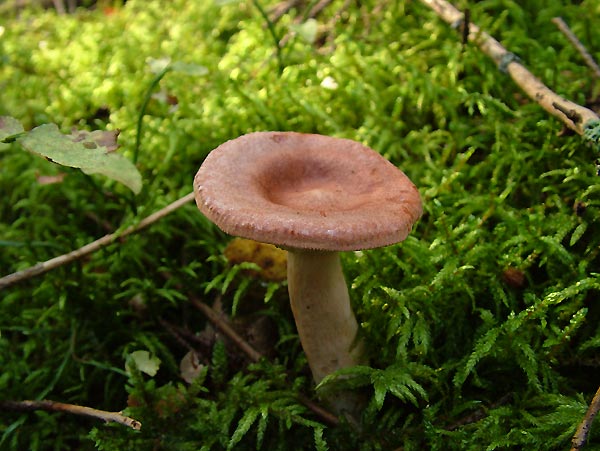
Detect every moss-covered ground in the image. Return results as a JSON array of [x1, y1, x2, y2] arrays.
[[1, 0, 599, 449]]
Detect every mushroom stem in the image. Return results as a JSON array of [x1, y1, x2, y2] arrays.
[[287, 250, 365, 384]]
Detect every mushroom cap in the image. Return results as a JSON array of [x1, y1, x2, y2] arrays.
[[194, 132, 422, 251]]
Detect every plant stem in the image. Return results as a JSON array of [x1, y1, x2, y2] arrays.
[[0, 400, 141, 430], [0, 192, 195, 290], [133, 66, 172, 165], [571, 385, 600, 451], [189, 295, 264, 364], [0, 131, 28, 143], [419, 0, 599, 136], [552, 17, 600, 80], [251, 0, 285, 74]]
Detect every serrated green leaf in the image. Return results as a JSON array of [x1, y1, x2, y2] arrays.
[[227, 407, 261, 450], [371, 366, 427, 410], [313, 427, 329, 451], [255, 408, 269, 449], [316, 364, 373, 391], [454, 327, 501, 387], [19, 124, 142, 194], [372, 376, 389, 410], [211, 339, 228, 384], [569, 222, 587, 246]]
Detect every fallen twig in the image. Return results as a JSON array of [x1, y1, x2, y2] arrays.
[[188, 295, 340, 426], [419, 0, 600, 139], [0, 399, 141, 430], [305, 0, 335, 19], [189, 295, 264, 364], [270, 0, 303, 23], [571, 385, 600, 451], [444, 393, 513, 431], [0, 192, 195, 290], [552, 17, 600, 80]]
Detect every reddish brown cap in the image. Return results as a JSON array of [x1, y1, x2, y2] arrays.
[[194, 132, 422, 251]]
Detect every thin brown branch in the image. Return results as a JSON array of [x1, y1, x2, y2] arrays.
[[444, 393, 513, 431], [296, 393, 341, 427], [419, 0, 599, 135], [270, 0, 303, 23], [571, 385, 600, 451], [306, 0, 335, 19], [0, 399, 141, 430], [552, 17, 600, 80], [189, 295, 265, 364], [189, 295, 340, 426], [158, 317, 201, 353], [0, 192, 195, 290], [52, 0, 65, 14]]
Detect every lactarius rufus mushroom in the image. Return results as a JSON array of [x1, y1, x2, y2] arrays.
[[194, 132, 422, 407]]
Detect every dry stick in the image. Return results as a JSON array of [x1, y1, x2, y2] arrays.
[[0, 400, 141, 430], [571, 385, 600, 451], [419, 0, 599, 136], [0, 192, 196, 290], [444, 393, 513, 431], [306, 0, 335, 19], [189, 296, 264, 364], [270, 0, 303, 23], [188, 295, 340, 427], [552, 17, 600, 80]]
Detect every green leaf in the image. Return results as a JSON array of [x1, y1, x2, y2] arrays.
[[255, 408, 269, 449], [290, 19, 318, 44], [125, 350, 161, 377], [227, 407, 261, 450], [371, 365, 428, 410], [569, 222, 587, 246], [19, 124, 142, 194], [454, 327, 501, 387], [313, 427, 329, 451]]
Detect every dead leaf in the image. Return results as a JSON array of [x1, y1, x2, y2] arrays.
[[35, 172, 66, 185], [180, 350, 204, 383], [224, 237, 287, 281]]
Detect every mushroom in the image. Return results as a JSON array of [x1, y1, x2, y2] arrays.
[[194, 132, 422, 410]]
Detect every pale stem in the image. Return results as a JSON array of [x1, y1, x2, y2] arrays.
[[287, 250, 365, 384]]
